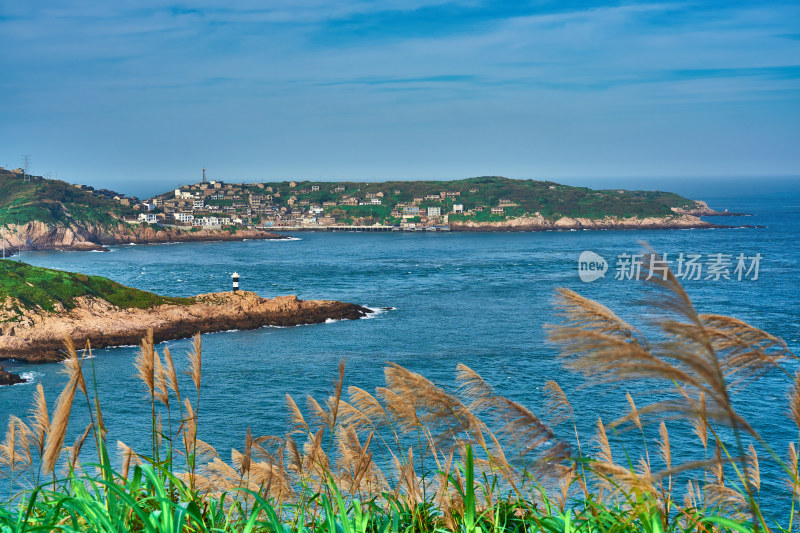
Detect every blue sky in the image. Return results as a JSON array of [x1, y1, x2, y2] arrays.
[[1, 0, 798, 197]]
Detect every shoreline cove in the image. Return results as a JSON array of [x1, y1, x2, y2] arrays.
[[0, 211, 757, 254]]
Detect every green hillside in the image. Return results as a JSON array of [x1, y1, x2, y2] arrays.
[[0, 260, 190, 317], [235, 176, 699, 221], [0, 168, 134, 227]]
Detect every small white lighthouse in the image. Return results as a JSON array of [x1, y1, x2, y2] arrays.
[[232, 272, 240, 292]]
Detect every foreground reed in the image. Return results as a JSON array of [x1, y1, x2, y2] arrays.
[[0, 257, 797, 532]]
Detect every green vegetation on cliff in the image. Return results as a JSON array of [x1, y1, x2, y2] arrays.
[[0, 168, 134, 227], [0, 259, 189, 315]]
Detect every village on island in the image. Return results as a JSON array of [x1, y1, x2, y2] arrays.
[[1, 165, 712, 242], [125, 171, 516, 232]]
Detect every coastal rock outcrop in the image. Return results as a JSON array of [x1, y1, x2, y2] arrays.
[[0, 366, 25, 385], [671, 200, 747, 217], [0, 292, 372, 362]]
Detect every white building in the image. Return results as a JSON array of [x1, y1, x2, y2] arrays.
[[175, 189, 194, 200], [370, 198, 382, 205], [427, 206, 441, 217], [173, 212, 194, 223], [195, 216, 232, 227], [193, 199, 205, 210], [138, 213, 158, 224], [452, 204, 464, 213]]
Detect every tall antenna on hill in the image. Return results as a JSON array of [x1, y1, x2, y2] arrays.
[[22, 155, 31, 182], [202, 168, 207, 183]]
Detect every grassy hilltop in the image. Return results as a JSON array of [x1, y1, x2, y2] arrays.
[[254, 176, 697, 218], [0, 168, 701, 231], [0, 260, 188, 317], [0, 168, 135, 228], [176, 175, 701, 225]]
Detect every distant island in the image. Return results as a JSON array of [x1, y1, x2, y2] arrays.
[[151, 176, 730, 232], [0, 260, 371, 376], [0, 167, 739, 253]]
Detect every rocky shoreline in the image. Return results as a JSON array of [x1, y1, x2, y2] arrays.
[[0, 220, 289, 253], [0, 210, 751, 253], [449, 213, 724, 232], [0, 291, 372, 363]]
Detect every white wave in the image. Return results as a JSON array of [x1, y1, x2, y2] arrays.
[[271, 237, 301, 242], [199, 329, 242, 336], [57, 352, 95, 360], [361, 306, 395, 319], [16, 371, 43, 385], [325, 318, 340, 324]]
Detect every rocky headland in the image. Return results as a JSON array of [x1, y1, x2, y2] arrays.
[[671, 200, 749, 217], [0, 291, 371, 363]]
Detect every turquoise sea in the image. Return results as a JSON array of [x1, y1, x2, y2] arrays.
[[2, 177, 799, 514]]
